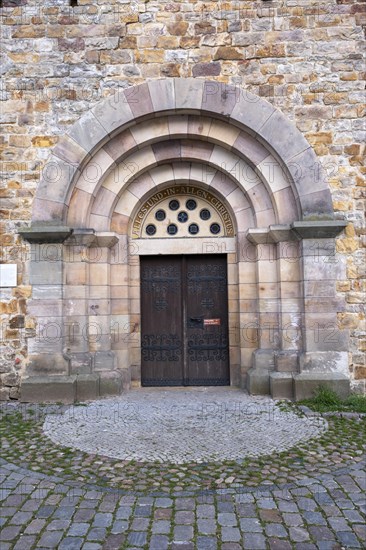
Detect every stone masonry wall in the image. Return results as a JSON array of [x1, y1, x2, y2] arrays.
[[0, 0, 365, 399]]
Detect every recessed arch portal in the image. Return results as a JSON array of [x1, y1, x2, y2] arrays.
[[20, 79, 349, 403]]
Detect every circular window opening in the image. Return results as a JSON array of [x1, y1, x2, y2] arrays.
[[169, 200, 180, 211], [155, 209, 166, 221], [186, 199, 197, 211], [177, 212, 188, 223], [210, 223, 221, 235], [146, 224, 157, 236], [167, 224, 178, 235], [188, 223, 199, 235], [200, 209, 211, 221]]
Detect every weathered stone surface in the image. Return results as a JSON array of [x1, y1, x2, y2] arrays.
[[76, 374, 99, 402], [294, 373, 350, 401], [0, 1, 365, 399], [167, 22, 188, 36], [214, 47, 243, 60], [20, 376, 77, 404], [192, 62, 221, 77], [270, 372, 294, 399], [247, 368, 270, 396], [99, 371, 123, 397]]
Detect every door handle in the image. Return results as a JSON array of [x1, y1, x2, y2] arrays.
[[188, 316, 203, 328]]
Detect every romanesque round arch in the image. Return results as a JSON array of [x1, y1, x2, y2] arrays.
[[20, 79, 349, 403], [32, 78, 334, 225]]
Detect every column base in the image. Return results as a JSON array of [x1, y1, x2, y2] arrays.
[[246, 349, 275, 395], [274, 350, 299, 373], [26, 353, 70, 376], [20, 371, 124, 403], [293, 372, 350, 401], [21, 375, 77, 404], [270, 372, 294, 399], [247, 368, 270, 395]]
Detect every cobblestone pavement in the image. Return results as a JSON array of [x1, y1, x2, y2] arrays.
[[43, 388, 327, 463], [1, 389, 365, 549], [1, 458, 365, 550]]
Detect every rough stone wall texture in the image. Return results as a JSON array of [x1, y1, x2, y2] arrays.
[[0, 0, 365, 399]]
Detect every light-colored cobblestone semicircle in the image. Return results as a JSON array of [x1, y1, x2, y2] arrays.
[[33, 78, 334, 225], [43, 388, 327, 464]]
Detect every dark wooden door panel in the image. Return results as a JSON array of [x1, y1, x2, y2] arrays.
[[140, 256, 183, 386], [185, 255, 230, 385], [140, 255, 229, 386]]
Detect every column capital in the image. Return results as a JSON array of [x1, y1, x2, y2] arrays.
[[246, 221, 347, 244], [19, 226, 73, 243]]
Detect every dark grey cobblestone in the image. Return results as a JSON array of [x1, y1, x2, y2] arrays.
[[149, 534, 169, 549], [196, 536, 217, 549], [58, 537, 84, 550], [197, 518, 217, 534], [0, 459, 365, 549]]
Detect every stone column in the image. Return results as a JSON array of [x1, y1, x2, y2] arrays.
[[245, 230, 280, 395], [63, 230, 94, 374], [19, 226, 75, 402], [270, 227, 303, 398], [291, 222, 350, 399], [245, 222, 349, 399], [237, 235, 259, 390], [88, 232, 121, 396]]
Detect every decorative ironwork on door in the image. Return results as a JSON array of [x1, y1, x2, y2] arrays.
[[140, 255, 230, 386], [141, 334, 181, 362], [141, 265, 180, 311], [188, 332, 228, 362], [187, 264, 227, 293]]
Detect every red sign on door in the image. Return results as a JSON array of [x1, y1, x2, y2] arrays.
[[204, 318, 221, 326]]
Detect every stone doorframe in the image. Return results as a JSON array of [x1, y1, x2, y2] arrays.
[[19, 78, 349, 403]]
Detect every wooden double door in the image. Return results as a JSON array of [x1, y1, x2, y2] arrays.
[[140, 255, 230, 386]]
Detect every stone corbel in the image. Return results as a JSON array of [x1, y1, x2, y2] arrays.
[[19, 225, 73, 243], [64, 229, 95, 247], [291, 221, 348, 239], [91, 232, 119, 248], [246, 225, 298, 244], [246, 221, 347, 245], [63, 229, 118, 248]]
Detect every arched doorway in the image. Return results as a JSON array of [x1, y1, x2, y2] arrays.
[[19, 79, 349, 402]]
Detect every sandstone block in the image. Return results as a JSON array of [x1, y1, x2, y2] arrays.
[[337, 312, 362, 330], [1, 372, 20, 386], [99, 371, 123, 397], [336, 281, 351, 292], [192, 62, 221, 77], [31, 136, 57, 147], [167, 22, 188, 36], [194, 22, 215, 35], [294, 373, 350, 401], [214, 47, 242, 60], [354, 367, 366, 380], [100, 50, 132, 64], [58, 38, 85, 52], [246, 368, 270, 395], [76, 374, 99, 401], [20, 376, 76, 404], [136, 49, 165, 63], [336, 238, 358, 253], [0, 388, 10, 401], [347, 292, 365, 304], [270, 372, 294, 399], [13, 26, 46, 39]]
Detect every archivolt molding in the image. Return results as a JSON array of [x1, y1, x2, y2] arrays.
[[32, 78, 334, 227], [67, 151, 283, 231], [65, 125, 298, 231]]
